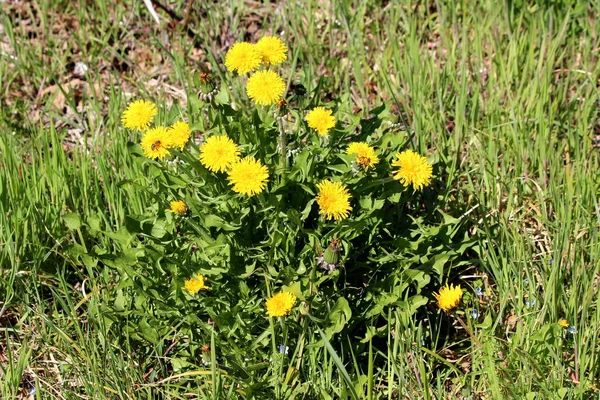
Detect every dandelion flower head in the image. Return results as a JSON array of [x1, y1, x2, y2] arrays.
[[168, 121, 192, 150], [433, 284, 463, 311], [225, 42, 262, 74], [199, 135, 241, 173], [347, 142, 379, 170], [246, 70, 286, 106], [141, 126, 171, 160], [391, 149, 433, 190], [121, 100, 157, 131], [306, 107, 336, 136], [184, 275, 208, 294], [265, 291, 296, 317], [170, 200, 187, 215], [558, 319, 569, 328], [227, 156, 269, 196], [256, 36, 288, 66], [315, 180, 352, 221]]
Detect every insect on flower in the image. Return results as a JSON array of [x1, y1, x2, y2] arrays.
[[151, 141, 161, 151]]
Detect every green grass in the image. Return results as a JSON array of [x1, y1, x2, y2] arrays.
[[1, 0, 599, 398]]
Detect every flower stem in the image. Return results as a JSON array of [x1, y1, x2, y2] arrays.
[[451, 312, 482, 348], [278, 119, 287, 176]]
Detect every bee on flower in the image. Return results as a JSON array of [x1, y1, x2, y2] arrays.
[[140, 126, 171, 160]]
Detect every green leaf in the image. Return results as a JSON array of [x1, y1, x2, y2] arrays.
[[63, 212, 82, 230], [326, 297, 352, 336], [114, 289, 126, 312], [214, 87, 229, 104], [105, 227, 134, 248], [475, 314, 493, 330], [204, 215, 240, 231], [428, 254, 451, 276], [327, 163, 350, 174], [151, 219, 167, 238], [139, 318, 159, 344], [283, 281, 302, 299]]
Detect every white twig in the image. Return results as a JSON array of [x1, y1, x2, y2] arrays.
[[142, 0, 160, 24]]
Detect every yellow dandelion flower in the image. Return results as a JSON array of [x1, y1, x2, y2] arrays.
[[306, 107, 336, 136], [347, 142, 379, 170], [225, 42, 262, 74], [121, 100, 157, 131], [227, 156, 269, 196], [168, 121, 191, 150], [184, 275, 208, 294], [315, 180, 352, 221], [391, 150, 433, 190], [265, 291, 296, 317], [140, 126, 171, 160], [433, 284, 463, 311], [170, 200, 187, 215], [199, 136, 241, 173], [256, 36, 288, 66], [246, 70, 286, 106], [558, 319, 569, 328]]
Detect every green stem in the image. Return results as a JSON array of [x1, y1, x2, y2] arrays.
[[266, 277, 280, 398], [278, 119, 287, 180], [451, 312, 482, 348]]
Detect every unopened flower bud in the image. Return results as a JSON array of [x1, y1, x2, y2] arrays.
[[323, 238, 341, 266]]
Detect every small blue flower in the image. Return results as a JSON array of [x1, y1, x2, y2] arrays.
[[29, 387, 36, 395], [524, 278, 529, 284], [525, 299, 536, 307], [548, 259, 554, 265], [475, 287, 483, 296], [279, 345, 289, 355], [470, 309, 480, 319], [567, 325, 577, 334]]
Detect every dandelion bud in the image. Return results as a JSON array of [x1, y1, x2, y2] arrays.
[[323, 238, 341, 266]]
